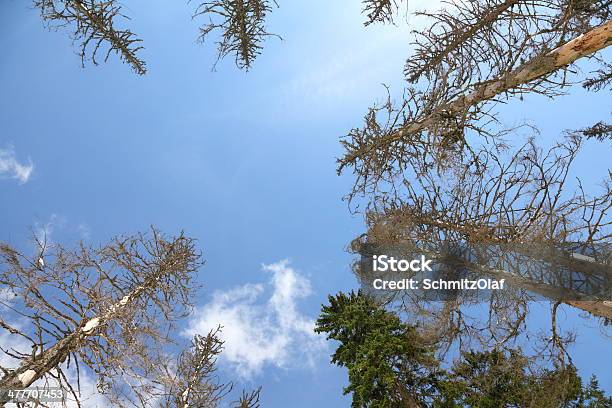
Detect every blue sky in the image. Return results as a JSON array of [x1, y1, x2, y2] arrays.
[[0, 1, 610, 406]]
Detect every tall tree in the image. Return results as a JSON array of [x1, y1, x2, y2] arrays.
[[0, 229, 259, 407], [434, 349, 612, 408], [338, 0, 611, 328], [352, 132, 611, 319], [315, 290, 441, 407], [316, 291, 612, 408]]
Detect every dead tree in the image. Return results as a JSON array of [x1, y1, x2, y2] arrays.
[[351, 132, 610, 362], [338, 0, 612, 196], [0, 229, 202, 406], [358, 132, 610, 300], [338, 2, 611, 338], [158, 326, 261, 408], [362, 0, 401, 26], [0, 229, 261, 407]]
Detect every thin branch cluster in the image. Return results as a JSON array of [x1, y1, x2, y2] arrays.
[[193, 0, 280, 70], [34, 0, 147, 74], [367, 135, 610, 250], [583, 58, 612, 90], [361, 0, 401, 26], [349, 132, 611, 359], [580, 121, 612, 140]]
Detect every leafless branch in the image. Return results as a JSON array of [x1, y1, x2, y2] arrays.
[[193, 0, 280, 70], [34, 0, 146, 74]]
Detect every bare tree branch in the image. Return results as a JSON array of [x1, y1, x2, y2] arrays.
[[362, 0, 400, 26], [193, 0, 280, 70], [339, 20, 612, 186], [34, 0, 146, 74]]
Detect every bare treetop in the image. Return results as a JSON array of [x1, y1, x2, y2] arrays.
[[405, 0, 611, 84], [34, 0, 147, 74], [158, 326, 261, 408], [193, 0, 281, 71], [338, 1, 611, 198], [0, 229, 201, 405]]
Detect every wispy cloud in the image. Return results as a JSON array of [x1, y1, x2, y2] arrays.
[[185, 260, 326, 379], [276, 0, 442, 110], [77, 223, 92, 240], [34, 214, 64, 246], [0, 146, 34, 184]]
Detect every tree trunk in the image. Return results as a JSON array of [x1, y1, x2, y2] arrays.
[[0, 286, 142, 405], [473, 263, 612, 321], [341, 20, 612, 167]]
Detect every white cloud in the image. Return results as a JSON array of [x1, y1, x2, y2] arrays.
[[185, 260, 326, 379], [0, 146, 33, 184]]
